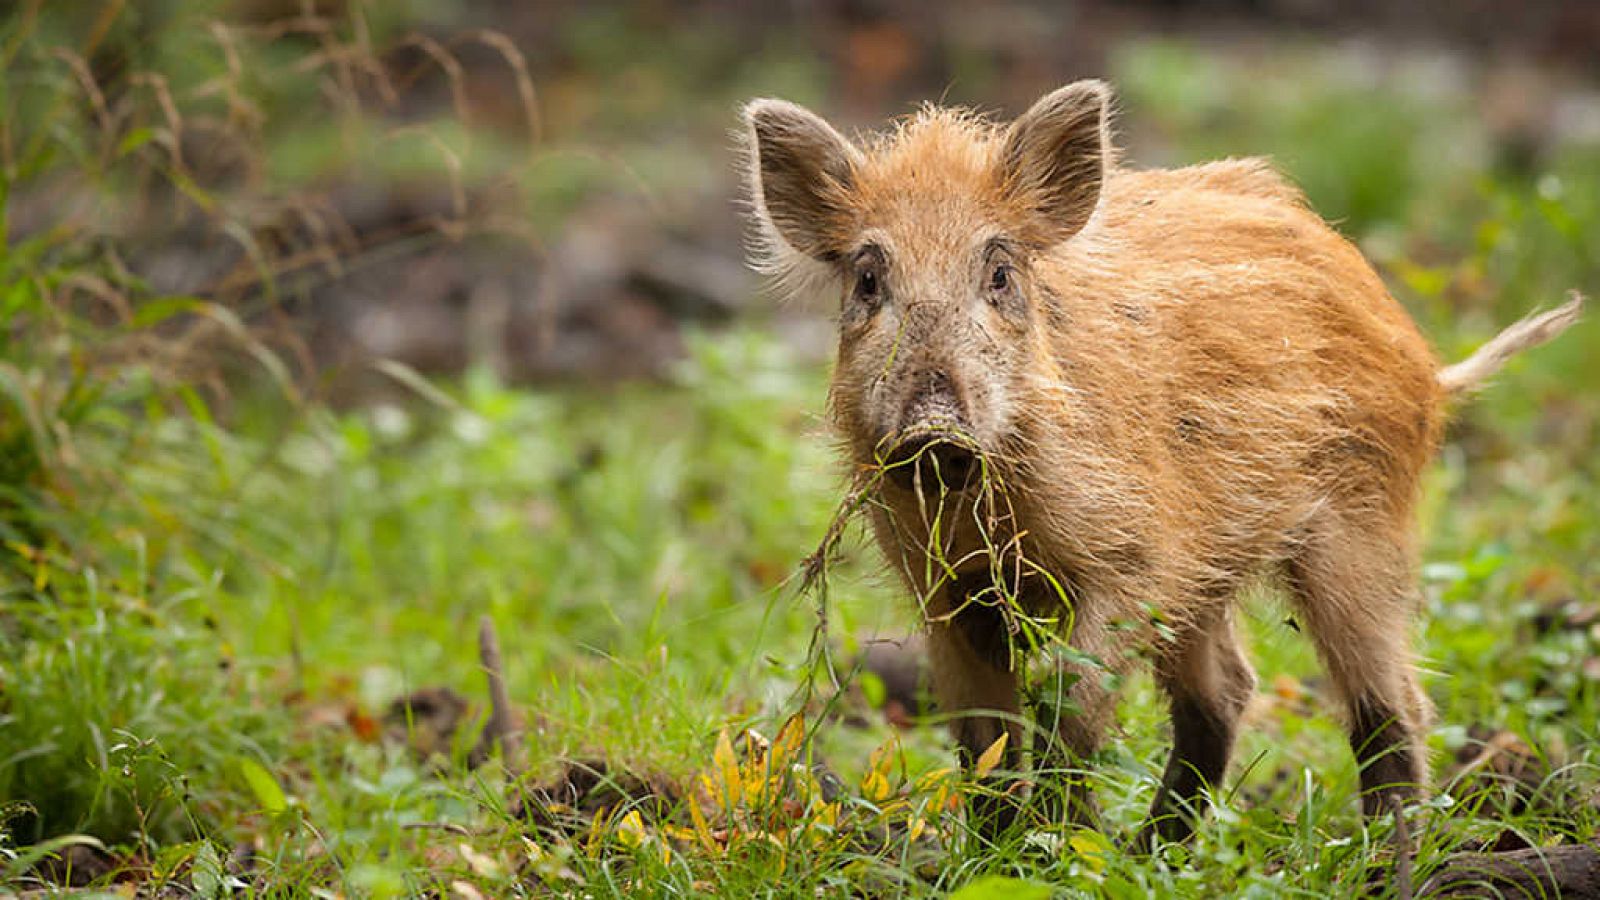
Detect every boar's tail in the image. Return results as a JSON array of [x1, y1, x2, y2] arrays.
[[1437, 291, 1585, 396]]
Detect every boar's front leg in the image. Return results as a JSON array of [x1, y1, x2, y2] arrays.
[[1139, 606, 1257, 848], [926, 597, 1023, 838]]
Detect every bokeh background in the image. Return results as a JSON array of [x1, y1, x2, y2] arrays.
[[2, 1, 1598, 895], [17, 0, 1600, 389]]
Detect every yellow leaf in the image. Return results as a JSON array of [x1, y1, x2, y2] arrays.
[[747, 773, 774, 807], [808, 801, 840, 848], [770, 714, 805, 772], [817, 802, 838, 829], [661, 824, 697, 843], [615, 809, 646, 849], [918, 766, 958, 814], [1068, 828, 1110, 873], [714, 728, 738, 769], [688, 796, 719, 854], [908, 816, 926, 843], [713, 729, 742, 807], [699, 772, 720, 807], [861, 769, 892, 803], [974, 732, 1009, 779], [862, 734, 900, 801]]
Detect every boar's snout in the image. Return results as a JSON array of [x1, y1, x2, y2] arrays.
[[882, 369, 978, 493], [903, 369, 966, 428]]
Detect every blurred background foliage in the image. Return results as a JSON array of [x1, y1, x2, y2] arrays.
[[1, 0, 1598, 895]]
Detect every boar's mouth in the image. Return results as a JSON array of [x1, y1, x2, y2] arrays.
[[880, 428, 980, 494]]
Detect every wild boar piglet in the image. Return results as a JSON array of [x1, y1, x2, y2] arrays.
[[741, 80, 1584, 842]]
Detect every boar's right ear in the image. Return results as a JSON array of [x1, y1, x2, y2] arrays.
[[999, 80, 1111, 246], [741, 99, 862, 270]]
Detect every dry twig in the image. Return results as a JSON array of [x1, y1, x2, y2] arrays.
[[478, 614, 522, 775]]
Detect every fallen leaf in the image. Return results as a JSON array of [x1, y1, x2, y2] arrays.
[[861, 735, 900, 802], [769, 714, 805, 773], [712, 729, 741, 807], [687, 797, 718, 854], [974, 733, 1008, 779]]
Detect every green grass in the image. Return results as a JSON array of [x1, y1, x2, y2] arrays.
[[3, 326, 1595, 896], [2, 9, 1599, 898]]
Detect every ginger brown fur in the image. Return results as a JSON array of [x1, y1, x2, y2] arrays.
[[740, 80, 1584, 841]]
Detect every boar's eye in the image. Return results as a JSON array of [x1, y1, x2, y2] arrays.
[[986, 261, 1019, 307], [848, 250, 885, 318], [857, 269, 879, 301], [988, 264, 1011, 294], [844, 245, 888, 322], [982, 240, 1023, 314]]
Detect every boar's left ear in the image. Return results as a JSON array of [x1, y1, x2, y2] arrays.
[[999, 80, 1111, 245], [742, 99, 862, 270]]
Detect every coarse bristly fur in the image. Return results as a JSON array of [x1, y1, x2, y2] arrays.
[[739, 80, 1586, 845]]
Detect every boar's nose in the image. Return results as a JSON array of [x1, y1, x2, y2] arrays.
[[907, 369, 961, 418], [885, 434, 977, 493], [884, 368, 977, 491]]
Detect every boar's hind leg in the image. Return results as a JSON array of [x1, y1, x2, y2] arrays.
[[1288, 520, 1430, 819], [927, 609, 1023, 838], [1139, 606, 1257, 848]]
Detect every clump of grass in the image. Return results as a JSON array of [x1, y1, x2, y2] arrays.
[[0, 571, 279, 846], [0, 0, 553, 864]]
